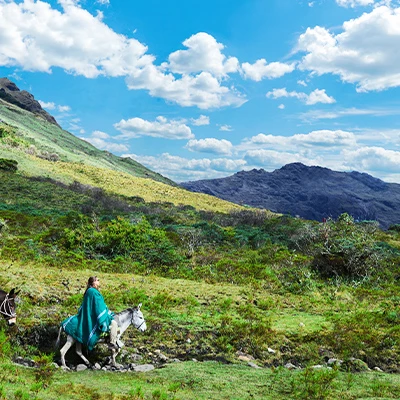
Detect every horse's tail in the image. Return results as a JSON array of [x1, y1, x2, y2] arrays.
[[55, 326, 63, 349]]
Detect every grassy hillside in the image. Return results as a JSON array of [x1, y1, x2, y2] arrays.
[[0, 99, 174, 185]]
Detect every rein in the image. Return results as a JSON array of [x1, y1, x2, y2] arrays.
[[130, 311, 145, 330], [0, 295, 16, 318]]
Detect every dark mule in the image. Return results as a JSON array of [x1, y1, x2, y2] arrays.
[[0, 288, 19, 326], [56, 304, 147, 369]]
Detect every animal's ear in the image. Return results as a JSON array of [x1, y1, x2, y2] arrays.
[[137, 303, 142, 310], [9, 288, 20, 297], [15, 289, 21, 296]]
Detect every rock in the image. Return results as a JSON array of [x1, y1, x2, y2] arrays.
[[327, 358, 342, 366], [248, 362, 261, 369], [130, 354, 143, 362], [341, 358, 369, 372], [267, 348, 276, 354], [94, 363, 101, 370], [373, 367, 383, 372], [76, 364, 88, 372], [133, 364, 155, 373], [284, 363, 298, 370], [0, 78, 59, 126]]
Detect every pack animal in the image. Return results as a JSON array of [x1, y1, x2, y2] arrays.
[[0, 288, 19, 326], [56, 304, 146, 368]]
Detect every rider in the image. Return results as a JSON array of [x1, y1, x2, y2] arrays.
[[61, 276, 118, 351]]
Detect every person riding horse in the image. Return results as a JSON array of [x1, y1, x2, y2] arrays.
[[61, 276, 118, 351], [0, 288, 19, 326]]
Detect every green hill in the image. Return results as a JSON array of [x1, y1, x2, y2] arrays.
[[0, 97, 174, 185]]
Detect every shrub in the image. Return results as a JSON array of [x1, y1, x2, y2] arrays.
[[0, 158, 18, 172]]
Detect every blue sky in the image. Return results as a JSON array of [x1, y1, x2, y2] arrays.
[[1, 0, 400, 183]]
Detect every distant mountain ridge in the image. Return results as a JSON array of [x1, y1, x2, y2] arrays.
[[181, 163, 400, 229]]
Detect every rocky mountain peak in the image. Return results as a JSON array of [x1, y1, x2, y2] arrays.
[[0, 78, 59, 126]]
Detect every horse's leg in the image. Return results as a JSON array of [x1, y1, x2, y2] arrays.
[[75, 341, 90, 366], [60, 335, 75, 368], [110, 347, 117, 366]]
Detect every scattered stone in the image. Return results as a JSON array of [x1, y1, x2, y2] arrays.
[[299, 322, 305, 328], [133, 364, 155, 373], [93, 363, 101, 370], [192, 358, 198, 362], [172, 358, 181, 363], [186, 338, 191, 343], [327, 358, 342, 366], [130, 354, 143, 362], [267, 348, 276, 354], [284, 363, 298, 370], [248, 362, 261, 369], [374, 367, 383, 372], [312, 365, 325, 369], [52, 363, 59, 369], [76, 364, 88, 372]]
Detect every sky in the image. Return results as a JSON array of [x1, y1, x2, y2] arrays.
[[1, 0, 400, 183]]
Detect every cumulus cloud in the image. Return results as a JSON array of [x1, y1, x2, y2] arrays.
[[241, 59, 295, 81], [243, 130, 356, 150], [81, 130, 129, 153], [38, 100, 56, 110], [126, 66, 246, 109], [244, 149, 309, 168], [0, 1, 247, 109], [190, 115, 210, 126], [185, 138, 233, 155], [266, 88, 336, 105], [114, 116, 194, 140], [123, 152, 246, 181], [343, 146, 400, 172], [296, 6, 400, 92], [165, 32, 239, 77]]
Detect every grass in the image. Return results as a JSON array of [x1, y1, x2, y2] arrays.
[[1, 360, 399, 399]]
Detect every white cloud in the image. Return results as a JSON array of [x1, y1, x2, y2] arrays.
[[96, 0, 110, 4], [92, 130, 110, 139], [126, 66, 247, 109], [297, 6, 400, 92], [300, 106, 400, 122], [343, 146, 400, 173], [58, 105, 71, 112], [0, 0, 150, 78], [38, 100, 56, 110], [123, 152, 246, 181], [81, 136, 129, 153], [166, 32, 239, 77], [266, 88, 336, 105], [190, 115, 210, 126], [219, 124, 233, 132], [297, 80, 307, 87], [278, 104, 285, 109], [243, 130, 356, 149], [114, 116, 194, 140], [241, 59, 295, 81], [185, 138, 233, 155], [244, 149, 310, 168], [336, 0, 374, 7], [0, 1, 246, 110]]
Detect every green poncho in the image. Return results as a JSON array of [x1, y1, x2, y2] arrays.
[[61, 287, 114, 351]]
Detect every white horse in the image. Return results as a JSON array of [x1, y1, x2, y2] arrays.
[[56, 304, 147, 368]]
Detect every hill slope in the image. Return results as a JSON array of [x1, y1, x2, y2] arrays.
[[0, 78, 174, 185], [181, 162, 400, 229], [0, 80, 246, 213]]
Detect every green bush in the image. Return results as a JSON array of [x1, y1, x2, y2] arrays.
[[0, 158, 18, 172]]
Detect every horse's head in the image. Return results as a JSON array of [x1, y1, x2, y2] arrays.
[[131, 303, 147, 332], [0, 288, 20, 326]]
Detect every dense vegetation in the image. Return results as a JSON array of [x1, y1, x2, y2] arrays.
[[0, 167, 399, 399]]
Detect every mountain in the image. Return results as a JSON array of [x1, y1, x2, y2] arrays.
[[181, 162, 400, 229]]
